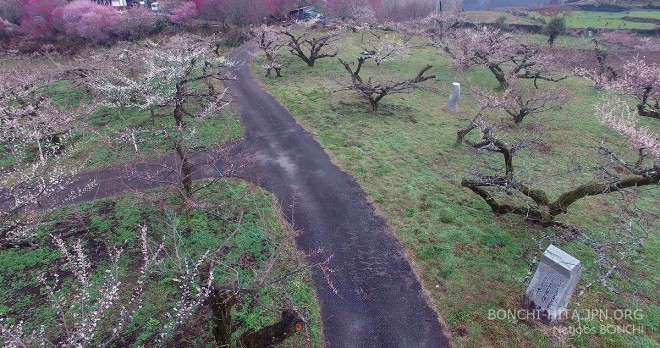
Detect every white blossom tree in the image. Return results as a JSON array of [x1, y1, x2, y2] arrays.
[[360, 32, 410, 66], [0, 71, 95, 249], [0, 225, 215, 347], [251, 24, 287, 77], [88, 34, 234, 206], [607, 57, 659, 119], [441, 26, 566, 89]]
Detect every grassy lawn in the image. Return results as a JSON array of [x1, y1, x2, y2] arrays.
[[0, 179, 322, 347], [255, 31, 659, 347], [529, 11, 658, 30]]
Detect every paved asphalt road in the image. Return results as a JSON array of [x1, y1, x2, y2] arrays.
[[224, 44, 451, 348]]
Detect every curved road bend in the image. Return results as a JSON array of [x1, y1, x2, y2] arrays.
[[225, 44, 451, 348], [0, 43, 452, 348]]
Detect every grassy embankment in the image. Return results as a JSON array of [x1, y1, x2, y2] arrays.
[[0, 180, 322, 346], [255, 31, 659, 347]]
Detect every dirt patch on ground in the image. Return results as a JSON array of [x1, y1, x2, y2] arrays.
[[542, 47, 660, 72]]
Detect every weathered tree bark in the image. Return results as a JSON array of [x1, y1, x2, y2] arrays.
[[209, 287, 238, 347], [456, 124, 477, 146], [173, 142, 193, 199], [264, 65, 282, 78], [509, 109, 529, 124], [150, 107, 156, 127], [174, 81, 186, 128], [239, 310, 304, 348], [200, 262, 238, 347], [594, 42, 617, 87], [468, 128, 516, 175], [487, 62, 509, 89], [547, 175, 659, 217], [460, 131, 660, 223]]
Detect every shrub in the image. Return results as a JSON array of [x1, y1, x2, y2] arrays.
[[543, 16, 566, 46]]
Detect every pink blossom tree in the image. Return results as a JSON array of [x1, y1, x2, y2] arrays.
[[169, 1, 198, 25], [324, 0, 361, 19], [0, 0, 23, 25], [115, 5, 158, 39], [60, 0, 118, 43], [19, 0, 65, 36]]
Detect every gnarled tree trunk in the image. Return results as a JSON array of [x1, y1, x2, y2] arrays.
[[239, 310, 304, 348]]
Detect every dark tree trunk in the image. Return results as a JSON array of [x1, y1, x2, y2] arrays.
[[547, 175, 659, 217], [174, 142, 193, 199], [150, 107, 156, 127], [637, 89, 659, 119], [456, 123, 477, 146], [239, 310, 304, 348], [487, 63, 509, 89], [174, 82, 185, 128], [209, 287, 238, 347], [369, 98, 379, 111], [512, 110, 528, 124]]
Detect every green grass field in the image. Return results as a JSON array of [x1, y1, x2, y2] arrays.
[[255, 31, 659, 347], [530, 11, 658, 30], [0, 179, 322, 346]]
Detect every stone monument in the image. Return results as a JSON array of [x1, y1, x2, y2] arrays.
[[524, 244, 582, 324], [446, 82, 460, 112]]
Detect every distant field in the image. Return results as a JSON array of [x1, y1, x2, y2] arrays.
[[463, 11, 540, 25], [530, 10, 658, 29], [627, 10, 660, 20]]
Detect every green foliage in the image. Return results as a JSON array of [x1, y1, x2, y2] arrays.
[[544, 16, 566, 45], [493, 15, 509, 30]]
